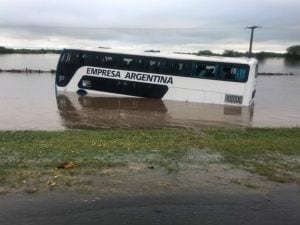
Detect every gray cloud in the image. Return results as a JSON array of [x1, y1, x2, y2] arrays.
[[0, 0, 299, 52]]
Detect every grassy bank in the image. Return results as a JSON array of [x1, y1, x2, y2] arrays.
[[204, 128, 300, 183], [0, 128, 300, 192]]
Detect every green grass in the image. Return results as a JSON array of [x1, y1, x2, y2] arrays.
[[0, 128, 300, 192], [203, 128, 300, 182], [0, 129, 202, 190]]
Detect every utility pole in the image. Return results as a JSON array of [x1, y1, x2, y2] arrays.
[[246, 25, 261, 58]]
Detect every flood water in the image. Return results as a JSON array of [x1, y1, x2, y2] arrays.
[[0, 54, 300, 130]]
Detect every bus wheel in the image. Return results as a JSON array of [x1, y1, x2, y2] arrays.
[[77, 89, 88, 96]]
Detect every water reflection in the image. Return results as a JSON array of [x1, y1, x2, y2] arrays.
[[284, 57, 300, 68], [56, 92, 254, 129], [258, 57, 300, 74], [57, 93, 168, 129]]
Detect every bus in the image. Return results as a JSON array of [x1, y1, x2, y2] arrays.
[[56, 48, 258, 106]]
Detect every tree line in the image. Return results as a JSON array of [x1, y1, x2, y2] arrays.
[[0, 46, 61, 54], [1, 45, 300, 59], [182, 45, 300, 59]]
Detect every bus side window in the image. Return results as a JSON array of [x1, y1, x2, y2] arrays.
[[170, 61, 188, 76], [192, 63, 202, 77], [94, 54, 103, 67], [120, 57, 134, 70], [170, 62, 179, 75], [84, 53, 94, 66], [196, 65, 205, 77], [184, 62, 192, 77], [146, 59, 164, 73], [192, 63, 203, 77], [192, 63, 216, 78], [102, 55, 115, 68], [220, 66, 233, 80], [205, 66, 215, 78], [158, 60, 167, 74], [136, 58, 144, 70], [148, 60, 157, 72], [75, 52, 86, 65]]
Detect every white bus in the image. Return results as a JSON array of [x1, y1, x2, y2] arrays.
[[56, 48, 258, 106]]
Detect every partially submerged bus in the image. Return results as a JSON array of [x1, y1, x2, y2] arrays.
[[56, 48, 258, 106]]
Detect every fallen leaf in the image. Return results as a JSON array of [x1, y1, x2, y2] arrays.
[[57, 161, 74, 169]]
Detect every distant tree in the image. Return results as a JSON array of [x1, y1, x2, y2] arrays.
[[0, 46, 14, 54], [0, 46, 61, 54], [286, 45, 300, 58], [222, 50, 245, 57], [254, 51, 285, 59], [197, 50, 215, 56]]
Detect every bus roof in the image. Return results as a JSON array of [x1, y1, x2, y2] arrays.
[[65, 47, 257, 65]]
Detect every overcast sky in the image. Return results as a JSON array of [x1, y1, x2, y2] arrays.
[[0, 0, 299, 52]]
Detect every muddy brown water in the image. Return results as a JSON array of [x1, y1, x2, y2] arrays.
[[0, 73, 300, 130], [0, 55, 300, 130]]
